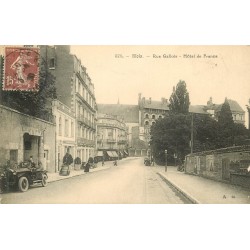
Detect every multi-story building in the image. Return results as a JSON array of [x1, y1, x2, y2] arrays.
[[52, 100, 76, 171], [96, 113, 128, 160], [97, 103, 139, 148], [40, 45, 97, 168], [138, 93, 169, 145]]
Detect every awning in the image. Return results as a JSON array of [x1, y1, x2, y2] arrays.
[[112, 151, 119, 157], [97, 151, 103, 156], [106, 151, 113, 157]]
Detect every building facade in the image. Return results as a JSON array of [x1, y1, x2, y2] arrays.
[[97, 113, 128, 160], [40, 45, 97, 167], [97, 104, 139, 148], [52, 100, 76, 171], [138, 93, 169, 145], [0, 105, 56, 173]]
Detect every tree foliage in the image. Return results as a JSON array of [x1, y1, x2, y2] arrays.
[[150, 85, 250, 165], [1, 60, 56, 122], [193, 114, 220, 151], [150, 114, 191, 164], [169, 80, 190, 114]]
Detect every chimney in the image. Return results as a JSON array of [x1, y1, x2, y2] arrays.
[[161, 97, 165, 104], [138, 93, 142, 105], [207, 97, 213, 106], [149, 97, 151, 104]]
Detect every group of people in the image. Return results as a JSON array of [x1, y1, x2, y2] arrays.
[[62, 150, 93, 173]]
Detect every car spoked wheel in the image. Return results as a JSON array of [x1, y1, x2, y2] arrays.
[[18, 176, 29, 192], [41, 174, 48, 187]]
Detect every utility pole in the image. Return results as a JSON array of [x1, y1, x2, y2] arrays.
[[247, 99, 250, 130], [165, 149, 168, 172]]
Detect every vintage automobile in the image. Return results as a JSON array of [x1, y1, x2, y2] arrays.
[[144, 157, 151, 166], [0, 162, 48, 193]]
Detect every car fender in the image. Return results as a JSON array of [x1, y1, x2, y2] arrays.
[[17, 173, 31, 184]]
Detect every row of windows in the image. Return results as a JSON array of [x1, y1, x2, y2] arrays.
[[76, 77, 95, 109], [59, 117, 74, 137], [77, 102, 95, 123], [98, 128, 127, 139], [78, 125, 95, 140], [144, 114, 163, 119], [145, 121, 156, 126], [233, 113, 244, 121]]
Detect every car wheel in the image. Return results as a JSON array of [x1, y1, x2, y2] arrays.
[[18, 176, 29, 192], [41, 174, 48, 187]]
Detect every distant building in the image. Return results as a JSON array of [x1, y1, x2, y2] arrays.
[[96, 113, 128, 160], [97, 104, 139, 148], [97, 95, 246, 157], [138, 93, 169, 145], [40, 45, 97, 167], [205, 97, 245, 125]]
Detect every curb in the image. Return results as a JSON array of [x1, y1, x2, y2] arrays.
[[47, 166, 111, 183], [157, 172, 200, 204]]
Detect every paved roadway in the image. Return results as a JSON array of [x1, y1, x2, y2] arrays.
[[0, 157, 190, 204]]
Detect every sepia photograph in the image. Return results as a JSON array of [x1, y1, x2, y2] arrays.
[[1, 2, 250, 250], [1, 45, 250, 204]]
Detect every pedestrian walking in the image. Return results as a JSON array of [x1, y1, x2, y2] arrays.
[[84, 162, 90, 172]]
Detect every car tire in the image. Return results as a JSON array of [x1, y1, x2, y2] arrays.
[[18, 176, 29, 192], [41, 174, 48, 187]]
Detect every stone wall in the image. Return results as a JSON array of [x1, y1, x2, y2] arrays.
[[185, 146, 250, 186], [0, 105, 56, 172]]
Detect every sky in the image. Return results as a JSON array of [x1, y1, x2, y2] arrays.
[[71, 45, 250, 124]]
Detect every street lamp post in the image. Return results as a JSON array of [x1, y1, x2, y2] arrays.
[[174, 153, 177, 167], [165, 149, 168, 172]]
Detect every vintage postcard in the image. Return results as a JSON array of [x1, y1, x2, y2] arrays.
[[0, 45, 250, 204]]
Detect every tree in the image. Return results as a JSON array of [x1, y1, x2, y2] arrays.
[[218, 98, 234, 128], [193, 114, 220, 151], [1, 60, 56, 122], [217, 98, 235, 147], [150, 114, 191, 165], [169, 80, 190, 114]]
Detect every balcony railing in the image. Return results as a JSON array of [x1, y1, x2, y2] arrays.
[[107, 139, 116, 143], [77, 137, 95, 146], [118, 139, 127, 144], [77, 115, 95, 129]]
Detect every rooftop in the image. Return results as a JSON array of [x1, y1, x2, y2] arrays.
[[97, 104, 139, 123], [215, 99, 245, 113]]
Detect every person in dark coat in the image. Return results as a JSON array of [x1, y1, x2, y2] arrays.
[[63, 151, 73, 166], [84, 159, 90, 172]]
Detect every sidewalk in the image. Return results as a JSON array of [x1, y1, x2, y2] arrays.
[[154, 165, 250, 204], [47, 161, 113, 183]]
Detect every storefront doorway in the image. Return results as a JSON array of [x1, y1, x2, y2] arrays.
[[23, 133, 41, 164]]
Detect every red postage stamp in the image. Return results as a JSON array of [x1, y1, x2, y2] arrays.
[[3, 47, 39, 91]]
